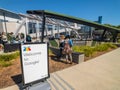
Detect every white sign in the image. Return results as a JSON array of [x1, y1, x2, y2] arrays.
[[20, 43, 49, 85]]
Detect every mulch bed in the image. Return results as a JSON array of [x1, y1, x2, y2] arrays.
[[0, 55, 76, 89], [0, 48, 116, 89]]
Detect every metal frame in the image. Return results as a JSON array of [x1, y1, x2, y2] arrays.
[[26, 10, 120, 42]]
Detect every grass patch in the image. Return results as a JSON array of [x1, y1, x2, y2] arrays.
[[49, 49, 54, 56], [49, 40, 58, 47], [0, 51, 19, 67], [0, 61, 12, 67]]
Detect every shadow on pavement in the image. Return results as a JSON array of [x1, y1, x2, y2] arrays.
[[11, 74, 23, 90], [50, 55, 68, 64]]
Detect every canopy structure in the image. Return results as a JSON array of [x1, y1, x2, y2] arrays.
[[27, 10, 120, 42], [0, 8, 21, 20]]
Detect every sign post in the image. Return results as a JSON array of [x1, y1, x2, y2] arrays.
[[20, 43, 50, 90]]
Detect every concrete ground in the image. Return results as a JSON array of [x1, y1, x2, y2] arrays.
[[1, 48, 120, 90]]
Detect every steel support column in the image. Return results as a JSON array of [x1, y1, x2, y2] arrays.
[[112, 31, 118, 42], [101, 29, 107, 41], [41, 11, 46, 42]]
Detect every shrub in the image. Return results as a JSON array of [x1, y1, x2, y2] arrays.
[[105, 43, 117, 49], [72, 43, 117, 57], [83, 47, 95, 57], [73, 46, 95, 57], [49, 49, 54, 56], [49, 40, 58, 47], [72, 46, 82, 52], [0, 61, 12, 67], [94, 43, 117, 52], [94, 44, 109, 52], [0, 51, 19, 61], [117, 39, 120, 43], [0, 51, 19, 67]]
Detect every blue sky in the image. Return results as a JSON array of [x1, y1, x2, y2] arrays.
[[0, 0, 120, 25]]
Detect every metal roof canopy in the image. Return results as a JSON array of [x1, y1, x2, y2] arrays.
[[0, 8, 21, 20], [27, 10, 120, 32]]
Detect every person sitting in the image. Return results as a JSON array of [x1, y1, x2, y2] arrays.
[[26, 35, 32, 42]]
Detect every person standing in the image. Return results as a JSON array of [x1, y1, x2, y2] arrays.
[[64, 35, 73, 64], [10, 32, 15, 43], [58, 35, 65, 59], [26, 35, 32, 42]]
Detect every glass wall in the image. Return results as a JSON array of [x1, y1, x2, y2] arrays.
[[28, 22, 36, 34]]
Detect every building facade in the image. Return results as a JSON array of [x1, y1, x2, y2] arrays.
[[0, 8, 83, 41]]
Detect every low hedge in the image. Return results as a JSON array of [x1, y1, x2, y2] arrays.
[[73, 43, 117, 57], [0, 51, 19, 67], [73, 46, 95, 57], [0, 51, 19, 61], [94, 44, 109, 52]]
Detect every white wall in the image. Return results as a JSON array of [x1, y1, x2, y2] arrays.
[[0, 22, 26, 34]]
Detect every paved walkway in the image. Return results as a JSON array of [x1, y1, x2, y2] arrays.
[[1, 48, 120, 90]]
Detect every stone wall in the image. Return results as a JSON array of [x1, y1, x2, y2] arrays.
[[4, 43, 20, 53], [72, 52, 84, 63]]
